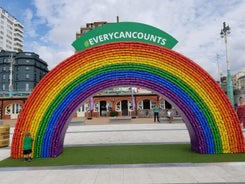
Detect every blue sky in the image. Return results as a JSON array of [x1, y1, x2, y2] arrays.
[[1, 0, 245, 80]]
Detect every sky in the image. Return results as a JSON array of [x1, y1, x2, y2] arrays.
[[0, 0, 245, 81]]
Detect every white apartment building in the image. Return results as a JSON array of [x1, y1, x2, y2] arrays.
[[0, 7, 24, 52], [232, 71, 245, 90]]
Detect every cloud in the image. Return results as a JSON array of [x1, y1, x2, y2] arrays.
[[20, 0, 245, 79], [25, 41, 74, 70], [22, 8, 37, 38]]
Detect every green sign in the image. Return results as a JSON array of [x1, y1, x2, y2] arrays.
[[72, 22, 178, 51]]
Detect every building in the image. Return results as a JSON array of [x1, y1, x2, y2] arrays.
[[220, 71, 245, 105], [0, 7, 24, 52], [238, 75, 245, 90], [0, 89, 175, 120], [0, 50, 49, 119], [75, 21, 173, 118], [233, 71, 245, 90], [76, 21, 108, 40], [0, 50, 49, 96], [75, 86, 176, 119]]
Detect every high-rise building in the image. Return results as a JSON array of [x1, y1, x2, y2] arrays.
[[0, 7, 24, 52], [232, 71, 245, 90], [75, 21, 108, 40], [0, 50, 49, 97]]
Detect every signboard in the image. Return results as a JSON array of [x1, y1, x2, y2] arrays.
[[72, 22, 178, 52]]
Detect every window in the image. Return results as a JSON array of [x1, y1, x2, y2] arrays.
[[106, 102, 112, 111], [85, 103, 89, 112], [5, 104, 22, 115], [77, 104, 85, 112], [138, 101, 143, 110], [5, 104, 11, 115], [2, 84, 6, 90], [82, 29, 89, 34], [25, 74, 29, 79], [94, 102, 99, 112], [116, 101, 121, 111], [160, 100, 166, 109], [151, 101, 156, 109], [128, 101, 134, 111], [3, 74, 5, 79], [81, 104, 85, 111], [25, 66, 30, 71], [25, 83, 29, 91], [16, 104, 22, 113]]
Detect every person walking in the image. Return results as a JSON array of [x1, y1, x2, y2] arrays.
[[167, 109, 173, 123], [23, 131, 34, 162], [153, 105, 160, 123], [236, 97, 245, 129]]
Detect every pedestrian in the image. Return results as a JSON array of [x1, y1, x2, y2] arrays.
[[153, 105, 160, 122], [23, 131, 34, 162], [167, 109, 173, 123], [236, 97, 245, 129]]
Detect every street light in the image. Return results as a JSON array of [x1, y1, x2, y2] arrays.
[[220, 22, 234, 107], [216, 54, 221, 86], [8, 54, 15, 97]]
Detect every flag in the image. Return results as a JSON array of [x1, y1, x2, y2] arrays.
[[90, 97, 94, 111], [131, 88, 135, 109]]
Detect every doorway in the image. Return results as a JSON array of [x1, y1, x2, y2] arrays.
[[143, 99, 150, 109], [100, 101, 107, 116], [121, 100, 128, 116], [165, 100, 172, 109]]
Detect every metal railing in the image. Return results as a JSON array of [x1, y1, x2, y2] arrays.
[[0, 90, 32, 97]]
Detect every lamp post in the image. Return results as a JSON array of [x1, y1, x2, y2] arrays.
[[220, 22, 234, 107], [9, 54, 15, 97], [216, 54, 221, 87]]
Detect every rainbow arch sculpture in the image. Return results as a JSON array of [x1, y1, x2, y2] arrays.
[[11, 42, 245, 158]]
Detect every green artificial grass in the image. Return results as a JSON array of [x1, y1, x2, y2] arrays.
[[1, 144, 245, 167]]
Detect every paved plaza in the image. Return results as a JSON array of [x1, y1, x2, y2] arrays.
[[0, 118, 245, 183]]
